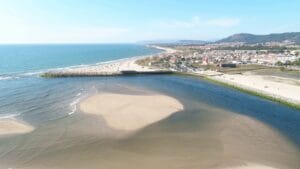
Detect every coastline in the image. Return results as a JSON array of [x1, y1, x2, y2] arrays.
[[41, 45, 174, 77], [206, 74, 300, 109], [175, 72, 300, 110], [1, 44, 300, 168], [40, 45, 300, 110]]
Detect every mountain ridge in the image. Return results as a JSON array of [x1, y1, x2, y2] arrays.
[[139, 32, 300, 45], [217, 32, 300, 44]]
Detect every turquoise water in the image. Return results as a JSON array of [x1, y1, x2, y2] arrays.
[[0, 44, 161, 76], [0, 44, 299, 169], [0, 44, 162, 118]]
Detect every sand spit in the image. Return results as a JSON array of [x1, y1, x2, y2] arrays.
[[80, 93, 184, 131], [42, 45, 175, 77], [0, 118, 33, 135], [149, 45, 178, 53], [210, 74, 300, 105], [42, 57, 172, 77]]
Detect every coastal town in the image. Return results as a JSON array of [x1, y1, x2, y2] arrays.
[[2, 1, 300, 169], [137, 43, 300, 73], [134, 42, 300, 107], [42, 41, 300, 108]]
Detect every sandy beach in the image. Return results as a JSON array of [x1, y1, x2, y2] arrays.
[[43, 46, 175, 77], [149, 45, 178, 53], [80, 93, 184, 131], [43, 58, 161, 77], [0, 118, 33, 135], [209, 73, 300, 105]]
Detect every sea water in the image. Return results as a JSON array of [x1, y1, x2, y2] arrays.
[[0, 44, 299, 169]]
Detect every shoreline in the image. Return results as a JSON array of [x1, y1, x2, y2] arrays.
[[175, 72, 300, 110], [41, 45, 174, 77], [40, 45, 300, 110], [206, 76, 300, 110]]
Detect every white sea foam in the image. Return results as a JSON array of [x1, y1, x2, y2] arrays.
[[0, 113, 20, 119], [20, 71, 44, 76], [68, 104, 77, 115], [0, 76, 12, 80], [70, 98, 81, 107], [68, 109, 76, 115], [0, 76, 19, 81], [68, 94, 84, 115]]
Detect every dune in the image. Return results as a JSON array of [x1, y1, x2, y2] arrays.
[[0, 118, 34, 135], [80, 93, 184, 131]]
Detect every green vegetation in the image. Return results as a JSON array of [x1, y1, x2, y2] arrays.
[[205, 77, 300, 110], [293, 58, 300, 66], [173, 72, 300, 110], [219, 64, 269, 74], [276, 58, 300, 66], [218, 32, 300, 44], [275, 61, 284, 66], [135, 56, 170, 68], [214, 45, 293, 53]]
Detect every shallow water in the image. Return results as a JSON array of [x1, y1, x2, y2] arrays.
[[0, 75, 299, 169], [0, 45, 299, 169]]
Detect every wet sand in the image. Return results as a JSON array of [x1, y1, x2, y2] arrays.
[[0, 118, 33, 135], [0, 87, 299, 169], [80, 93, 184, 131], [219, 114, 298, 169]]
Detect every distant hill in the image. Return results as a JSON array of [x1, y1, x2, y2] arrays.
[[176, 40, 208, 45], [139, 40, 208, 45], [217, 32, 300, 44]]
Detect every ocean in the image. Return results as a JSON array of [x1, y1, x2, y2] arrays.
[[0, 44, 299, 169]]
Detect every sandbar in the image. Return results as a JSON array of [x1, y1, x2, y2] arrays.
[[80, 93, 184, 131], [0, 118, 33, 135]]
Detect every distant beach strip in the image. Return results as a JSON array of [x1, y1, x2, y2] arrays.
[[41, 46, 175, 78]]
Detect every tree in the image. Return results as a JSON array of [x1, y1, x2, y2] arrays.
[[275, 61, 284, 66], [293, 58, 300, 66]]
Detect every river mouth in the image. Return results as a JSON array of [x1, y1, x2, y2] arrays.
[[0, 75, 299, 169]]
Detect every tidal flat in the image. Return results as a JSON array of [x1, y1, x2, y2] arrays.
[[0, 75, 299, 169]]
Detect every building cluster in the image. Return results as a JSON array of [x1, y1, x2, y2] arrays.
[[146, 44, 300, 72]]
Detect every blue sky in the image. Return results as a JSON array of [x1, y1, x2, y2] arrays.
[[0, 0, 299, 43]]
